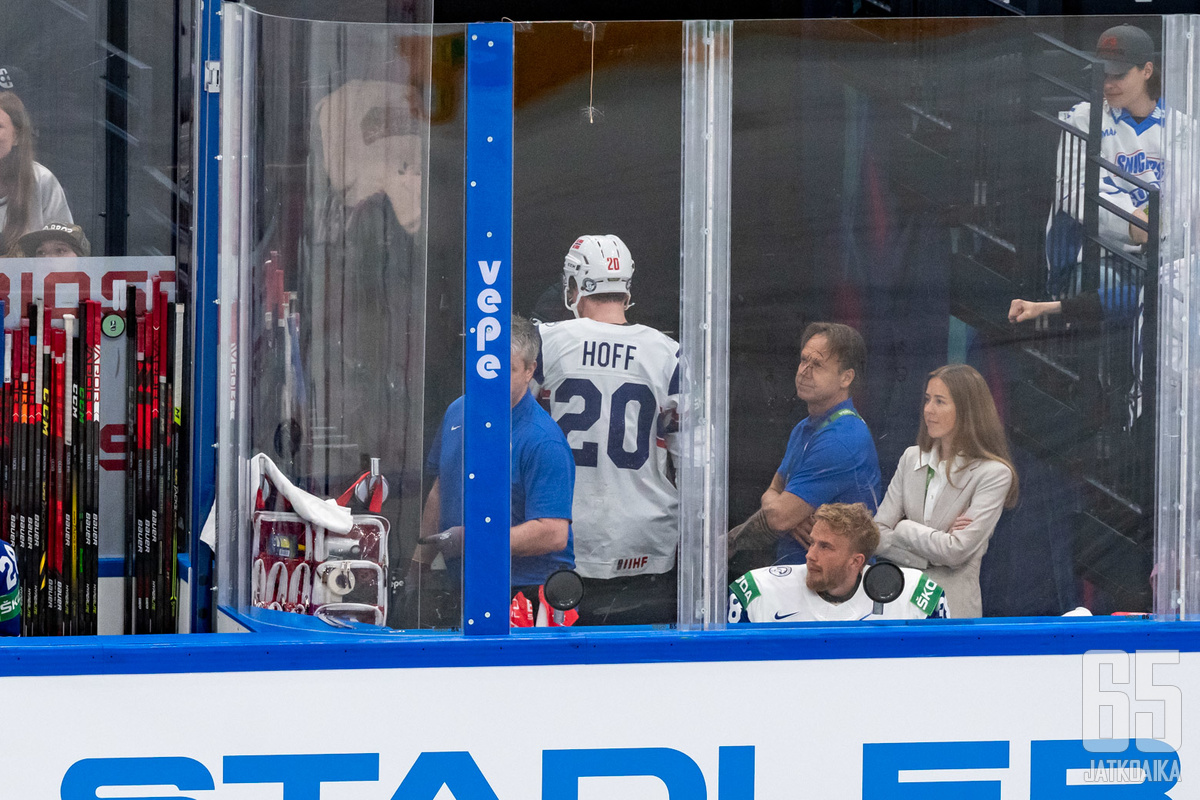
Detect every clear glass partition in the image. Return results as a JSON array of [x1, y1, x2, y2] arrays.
[[218, 7, 460, 630], [1156, 14, 1200, 619], [214, 10, 1200, 634], [727, 15, 1172, 620]]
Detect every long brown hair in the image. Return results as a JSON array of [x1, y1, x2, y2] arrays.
[[1145, 61, 1161, 104], [917, 364, 1019, 508], [0, 91, 36, 254]]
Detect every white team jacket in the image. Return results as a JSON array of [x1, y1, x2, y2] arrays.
[[728, 564, 950, 623]]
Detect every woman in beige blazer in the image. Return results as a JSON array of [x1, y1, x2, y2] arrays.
[[874, 364, 1018, 617]]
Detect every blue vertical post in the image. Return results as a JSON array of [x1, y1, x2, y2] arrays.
[[463, 23, 514, 635], [189, 0, 223, 633]]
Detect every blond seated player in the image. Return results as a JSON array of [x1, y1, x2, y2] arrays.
[[729, 503, 949, 623]]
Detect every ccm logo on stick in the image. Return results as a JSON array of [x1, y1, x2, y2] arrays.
[[474, 259, 503, 380]]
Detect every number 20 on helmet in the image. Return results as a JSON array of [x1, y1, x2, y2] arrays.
[[562, 234, 635, 317]]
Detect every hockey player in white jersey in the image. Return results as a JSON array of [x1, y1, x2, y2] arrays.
[[729, 503, 949, 623], [534, 234, 681, 625]]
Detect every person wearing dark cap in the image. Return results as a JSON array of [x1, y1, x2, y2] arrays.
[[14, 222, 89, 258], [1069, 25, 1160, 249], [1012, 23, 1163, 323]]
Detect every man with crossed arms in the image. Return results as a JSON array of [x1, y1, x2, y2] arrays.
[[728, 322, 882, 570]]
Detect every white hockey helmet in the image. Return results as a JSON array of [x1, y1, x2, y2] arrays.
[[562, 234, 634, 317]]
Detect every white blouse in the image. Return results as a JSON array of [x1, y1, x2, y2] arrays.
[[917, 445, 967, 524]]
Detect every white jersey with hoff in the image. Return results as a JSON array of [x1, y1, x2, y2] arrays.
[[728, 564, 950, 623], [535, 318, 680, 579]]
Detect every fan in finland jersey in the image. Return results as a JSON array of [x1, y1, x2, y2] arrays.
[[533, 234, 681, 625], [729, 503, 949, 623]]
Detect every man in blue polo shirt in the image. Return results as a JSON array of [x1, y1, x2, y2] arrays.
[[728, 322, 881, 569], [412, 315, 575, 623]]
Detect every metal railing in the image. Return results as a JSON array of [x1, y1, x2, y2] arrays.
[[1030, 32, 1158, 520]]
